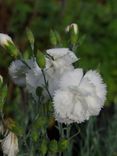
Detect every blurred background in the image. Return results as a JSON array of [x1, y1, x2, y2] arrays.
[[0, 0, 117, 155]]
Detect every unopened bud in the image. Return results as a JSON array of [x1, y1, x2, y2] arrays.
[[0, 33, 13, 47], [66, 23, 78, 35], [0, 75, 3, 84]]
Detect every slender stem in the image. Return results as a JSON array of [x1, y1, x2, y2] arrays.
[[41, 69, 52, 101], [21, 59, 31, 69], [68, 129, 80, 141], [66, 124, 71, 138]]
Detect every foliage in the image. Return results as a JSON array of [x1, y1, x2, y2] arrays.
[[0, 0, 117, 156]]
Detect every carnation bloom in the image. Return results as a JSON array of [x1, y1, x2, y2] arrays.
[[9, 58, 37, 87], [53, 69, 107, 124], [26, 48, 78, 100], [1, 131, 19, 156], [0, 33, 13, 47], [45, 48, 78, 94]]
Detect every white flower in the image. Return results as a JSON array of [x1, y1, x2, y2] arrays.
[[0, 33, 13, 47], [26, 63, 44, 100], [45, 48, 78, 94], [65, 23, 78, 34], [1, 131, 19, 156], [46, 48, 78, 70], [9, 58, 36, 87], [26, 48, 78, 100], [53, 69, 107, 124]]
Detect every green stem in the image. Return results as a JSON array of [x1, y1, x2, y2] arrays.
[[68, 129, 80, 141], [41, 69, 52, 101], [21, 59, 31, 69]]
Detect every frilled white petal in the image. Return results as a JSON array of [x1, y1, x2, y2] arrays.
[[1, 132, 19, 156], [85, 94, 102, 116], [53, 89, 88, 124], [59, 68, 83, 89], [84, 70, 107, 103], [46, 48, 78, 65], [53, 68, 107, 124], [46, 65, 74, 95], [53, 90, 74, 124], [9, 58, 37, 87]]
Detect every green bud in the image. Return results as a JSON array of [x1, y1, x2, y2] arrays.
[[36, 86, 43, 97], [49, 140, 58, 153], [39, 139, 48, 155], [5, 41, 19, 58], [36, 50, 46, 69], [50, 30, 57, 46], [66, 23, 79, 45], [58, 139, 69, 152], [26, 28, 35, 48], [50, 30, 61, 46], [34, 116, 47, 129], [31, 129, 39, 142]]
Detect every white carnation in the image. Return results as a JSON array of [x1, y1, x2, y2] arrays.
[[9, 58, 37, 87], [26, 48, 78, 100], [53, 69, 107, 124], [45, 48, 78, 95], [54, 89, 88, 124], [46, 48, 78, 70], [1, 132, 19, 156]]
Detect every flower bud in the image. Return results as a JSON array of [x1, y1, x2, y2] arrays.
[[0, 75, 3, 85], [49, 140, 58, 153], [0, 33, 13, 47], [0, 33, 19, 58], [65, 23, 79, 46], [36, 50, 46, 69], [26, 28, 35, 49], [58, 139, 69, 152], [1, 131, 19, 156], [39, 139, 48, 155], [66, 23, 78, 35]]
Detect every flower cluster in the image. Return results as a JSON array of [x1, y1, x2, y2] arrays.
[[0, 33, 107, 124], [8, 46, 106, 124], [0, 31, 107, 156]]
